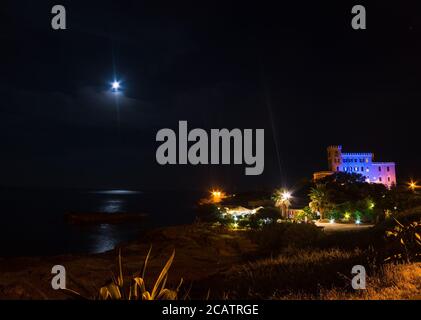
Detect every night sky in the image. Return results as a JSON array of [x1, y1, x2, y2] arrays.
[[1, 1, 420, 191]]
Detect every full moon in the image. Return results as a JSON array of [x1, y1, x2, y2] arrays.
[[111, 81, 120, 91]]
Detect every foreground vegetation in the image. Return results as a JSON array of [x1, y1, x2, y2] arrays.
[[202, 214, 420, 299], [58, 210, 420, 300], [63, 247, 182, 300], [230, 253, 421, 300]]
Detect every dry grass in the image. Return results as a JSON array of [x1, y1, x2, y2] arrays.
[[222, 248, 365, 298], [280, 262, 421, 300], [219, 248, 421, 300]]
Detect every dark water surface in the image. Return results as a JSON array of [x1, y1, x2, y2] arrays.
[[0, 188, 202, 256]]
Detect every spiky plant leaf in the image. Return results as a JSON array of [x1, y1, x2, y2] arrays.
[[60, 288, 89, 300], [156, 288, 177, 300], [132, 277, 147, 299], [107, 283, 122, 300], [99, 287, 111, 300], [141, 245, 153, 280], [393, 218, 404, 227], [176, 278, 184, 292], [117, 248, 124, 287], [151, 249, 175, 299], [159, 273, 168, 294], [142, 291, 152, 300]]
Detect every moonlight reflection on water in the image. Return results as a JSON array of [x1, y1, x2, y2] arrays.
[[99, 199, 125, 213], [92, 190, 142, 195], [90, 224, 120, 253], [0, 188, 198, 256]]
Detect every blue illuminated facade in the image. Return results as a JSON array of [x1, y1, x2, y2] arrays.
[[326, 145, 396, 188]]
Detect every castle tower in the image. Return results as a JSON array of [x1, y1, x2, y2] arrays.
[[327, 145, 342, 172]]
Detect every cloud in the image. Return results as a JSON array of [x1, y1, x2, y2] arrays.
[[5, 85, 161, 130]]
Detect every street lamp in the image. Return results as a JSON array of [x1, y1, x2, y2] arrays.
[[211, 189, 225, 203], [212, 191, 221, 198], [409, 180, 418, 191], [281, 191, 291, 201], [280, 190, 292, 219]]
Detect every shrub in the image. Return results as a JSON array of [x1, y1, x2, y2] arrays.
[[196, 204, 221, 223], [247, 214, 264, 229], [326, 210, 342, 221], [224, 248, 364, 299], [255, 207, 280, 220], [249, 222, 325, 253], [385, 218, 421, 263], [295, 206, 317, 221], [238, 207, 280, 230]]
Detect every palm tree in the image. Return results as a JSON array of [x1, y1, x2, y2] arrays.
[[272, 188, 292, 219], [309, 184, 331, 220]]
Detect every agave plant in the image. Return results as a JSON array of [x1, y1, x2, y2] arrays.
[[384, 218, 421, 263], [63, 247, 182, 300]]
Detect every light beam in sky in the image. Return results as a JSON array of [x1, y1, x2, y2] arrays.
[[109, 79, 122, 127]]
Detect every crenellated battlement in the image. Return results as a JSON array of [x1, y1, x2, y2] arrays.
[[327, 145, 342, 150], [342, 152, 373, 156]]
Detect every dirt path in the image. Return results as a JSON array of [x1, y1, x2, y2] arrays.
[[315, 222, 374, 233]]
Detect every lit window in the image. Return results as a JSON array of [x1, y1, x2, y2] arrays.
[[366, 168, 369, 172], [365, 158, 368, 163], [355, 167, 358, 171]]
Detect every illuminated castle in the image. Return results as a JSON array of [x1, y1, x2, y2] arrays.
[[313, 145, 396, 188]]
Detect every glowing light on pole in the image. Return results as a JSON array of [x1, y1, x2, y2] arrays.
[[276, 190, 292, 219], [211, 189, 225, 203], [409, 180, 418, 191], [281, 191, 291, 201]]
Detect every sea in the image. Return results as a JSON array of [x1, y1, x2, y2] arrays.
[[0, 188, 203, 257]]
